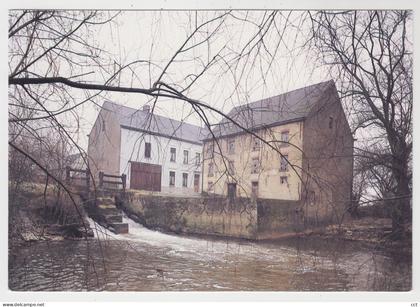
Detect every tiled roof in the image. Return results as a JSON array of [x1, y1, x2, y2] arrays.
[[207, 80, 335, 139], [102, 101, 207, 145]]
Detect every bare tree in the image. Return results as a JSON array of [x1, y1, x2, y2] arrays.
[[308, 10, 412, 237], [9, 10, 305, 190], [9, 9, 412, 239]]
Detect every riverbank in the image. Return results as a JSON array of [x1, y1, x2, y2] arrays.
[[284, 217, 412, 255], [9, 183, 93, 245]]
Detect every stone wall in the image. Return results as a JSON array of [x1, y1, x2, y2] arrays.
[[257, 199, 304, 239], [116, 192, 258, 239], [301, 83, 353, 225], [116, 192, 327, 240]]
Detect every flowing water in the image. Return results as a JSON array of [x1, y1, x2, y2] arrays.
[[9, 216, 411, 291]]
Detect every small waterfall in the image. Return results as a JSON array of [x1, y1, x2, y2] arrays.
[[119, 214, 256, 259], [86, 217, 117, 241]]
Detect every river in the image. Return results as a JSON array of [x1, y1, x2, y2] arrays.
[[9, 216, 411, 291]]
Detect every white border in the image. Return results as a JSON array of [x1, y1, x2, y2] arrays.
[[1, 0, 418, 303]]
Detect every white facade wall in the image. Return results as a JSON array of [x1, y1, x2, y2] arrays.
[[119, 127, 203, 194]]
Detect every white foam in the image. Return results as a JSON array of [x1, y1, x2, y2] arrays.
[[88, 214, 294, 263]]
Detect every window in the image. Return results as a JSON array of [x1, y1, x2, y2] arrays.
[[194, 174, 200, 192], [170, 147, 176, 162], [280, 154, 288, 172], [182, 173, 188, 187], [251, 158, 260, 174], [208, 181, 214, 192], [281, 131, 289, 146], [195, 153, 201, 166], [252, 137, 261, 151], [207, 143, 214, 158], [251, 181, 259, 198], [183, 150, 189, 164], [145, 142, 151, 158], [208, 162, 214, 177], [228, 139, 235, 154], [228, 160, 235, 175], [169, 171, 175, 186], [329, 116, 334, 129], [280, 176, 288, 184]]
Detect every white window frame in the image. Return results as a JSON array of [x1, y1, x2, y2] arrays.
[[170, 147, 176, 162], [183, 150, 189, 164], [182, 173, 188, 187], [195, 152, 201, 166], [169, 171, 176, 186]]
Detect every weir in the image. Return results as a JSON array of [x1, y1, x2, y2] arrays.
[[75, 189, 129, 235]]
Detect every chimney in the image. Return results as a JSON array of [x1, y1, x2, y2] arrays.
[[142, 105, 150, 113]]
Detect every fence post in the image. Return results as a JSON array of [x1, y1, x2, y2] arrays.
[[99, 171, 104, 189], [121, 174, 126, 192], [66, 166, 71, 185]]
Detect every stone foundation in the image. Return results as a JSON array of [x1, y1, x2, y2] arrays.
[[114, 190, 346, 240], [116, 193, 258, 239]]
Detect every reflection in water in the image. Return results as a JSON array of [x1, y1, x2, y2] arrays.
[[9, 216, 411, 291]]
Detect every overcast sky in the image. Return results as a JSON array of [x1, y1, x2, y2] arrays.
[[65, 10, 328, 150]]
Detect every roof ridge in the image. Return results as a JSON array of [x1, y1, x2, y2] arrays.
[[102, 100, 204, 130], [233, 79, 333, 111], [206, 80, 336, 140]]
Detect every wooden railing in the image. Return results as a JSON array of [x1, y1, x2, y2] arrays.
[[65, 166, 90, 191], [65, 166, 126, 192], [99, 171, 126, 192]]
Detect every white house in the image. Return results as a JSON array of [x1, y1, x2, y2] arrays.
[[88, 101, 206, 194]]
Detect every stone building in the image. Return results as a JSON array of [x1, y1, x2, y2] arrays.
[[202, 80, 354, 224], [88, 101, 206, 195]]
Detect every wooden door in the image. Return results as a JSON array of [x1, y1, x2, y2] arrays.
[[193, 174, 200, 193], [130, 161, 162, 191]]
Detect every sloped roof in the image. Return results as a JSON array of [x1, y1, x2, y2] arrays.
[[102, 101, 206, 145], [207, 80, 335, 139]]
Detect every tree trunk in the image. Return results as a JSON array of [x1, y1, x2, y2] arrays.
[[389, 134, 411, 239]]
